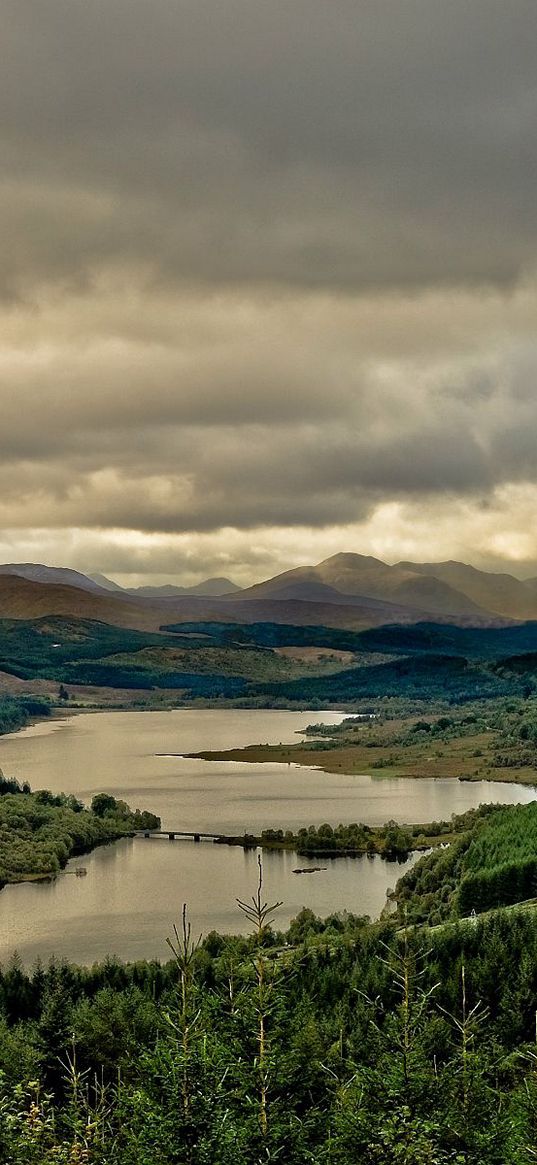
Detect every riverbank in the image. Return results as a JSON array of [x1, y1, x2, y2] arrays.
[[185, 740, 537, 783], [0, 705, 534, 965], [5, 694, 537, 787]]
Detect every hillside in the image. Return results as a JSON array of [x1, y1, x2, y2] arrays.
[[399, 559, 537, 620], [0, 569, 510, 636], [0, 563, 110, 594], [396, 800, 537, 925], [5, 611, 537, 707], [5, 845, 537, 1163], [0, 574, 166, 631]]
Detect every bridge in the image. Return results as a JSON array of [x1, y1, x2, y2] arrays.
[[136, 829, 224, 843]]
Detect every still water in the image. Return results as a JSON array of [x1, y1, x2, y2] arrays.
[[0, 709, 534, 965], [0, 840, 418, 966]]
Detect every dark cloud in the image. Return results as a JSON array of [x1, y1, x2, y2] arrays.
[[0, 343, 533, 538], [2, 2, 537, 297]]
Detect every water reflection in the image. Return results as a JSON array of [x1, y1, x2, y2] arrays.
[[0, 838, 419, 967]]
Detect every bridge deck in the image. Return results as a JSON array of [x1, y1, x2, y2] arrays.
[[136, 829, 221, 841]]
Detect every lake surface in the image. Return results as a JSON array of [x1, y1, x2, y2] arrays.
[[0, 708, 534, 965], [0, 840, 418, 966]]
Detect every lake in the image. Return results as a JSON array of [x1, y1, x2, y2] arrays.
[[0, 708, 534, 965]]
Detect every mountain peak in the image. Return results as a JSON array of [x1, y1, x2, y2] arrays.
[[320, 552, 384, 568]]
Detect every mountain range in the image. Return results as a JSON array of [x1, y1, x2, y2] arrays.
[[1, 554, 537, 632], [237, 554, 537, 622], [0, 564, 240, 599]]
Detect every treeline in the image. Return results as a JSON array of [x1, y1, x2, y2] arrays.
[[255, 652, 531, 703], [162, 619, 371, 651], [490, 700, 537, 769], [260, 820, 417, 858], [303, 708, 491, 744], [0, 783, 160, 886], [5, 900, 537, 1160], [165, 618, 537, 660], [396, 801, 537, 924], [62, 662, 249, 695], [0, 695, 51, 736], [258, 806, 494, 859]]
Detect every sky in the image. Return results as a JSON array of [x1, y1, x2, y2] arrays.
[[2, 1, 537, 587]]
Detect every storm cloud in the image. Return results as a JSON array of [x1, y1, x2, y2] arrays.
[[2, 1, 537, 583]]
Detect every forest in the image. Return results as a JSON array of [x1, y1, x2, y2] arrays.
[[396, 800, 537, 926], [4, 880, 537, 1162], [0, 746, 535, 1160], [0, 696, 51, 737], [4, 624, 537, 1160]]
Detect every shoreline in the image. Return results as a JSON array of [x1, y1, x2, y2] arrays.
[[4, 702, 537, 788], [181, 741, 537, 785], [210, 831, 446, 857], [0, 701, 347, 743], [0, 831, 139, 894]]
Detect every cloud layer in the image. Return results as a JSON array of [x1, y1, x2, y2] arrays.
[[2, 2, 537, 583]]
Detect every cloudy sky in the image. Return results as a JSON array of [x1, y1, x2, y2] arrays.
[[2, 1, 537, 586]]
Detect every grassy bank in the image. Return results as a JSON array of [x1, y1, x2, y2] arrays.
[[185, 700, 537, 783]]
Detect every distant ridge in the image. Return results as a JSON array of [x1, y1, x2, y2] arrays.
[[397, 560, 537, 621], [0, 565, 241, 600], [236, 553, 494, 619], [0, 563, 110, 594], [88, 573, 241, 597], [127, 577, 241, 598], [87, 572, 125, 592], [2, 553, 537, 630]]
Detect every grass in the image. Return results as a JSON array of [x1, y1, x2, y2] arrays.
[[185, 710, 537, 783]]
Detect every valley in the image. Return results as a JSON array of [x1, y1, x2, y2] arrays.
[[2, 562, 537, 1162]]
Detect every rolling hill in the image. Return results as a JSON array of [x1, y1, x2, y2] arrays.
[[0, 573, 475, 634]]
